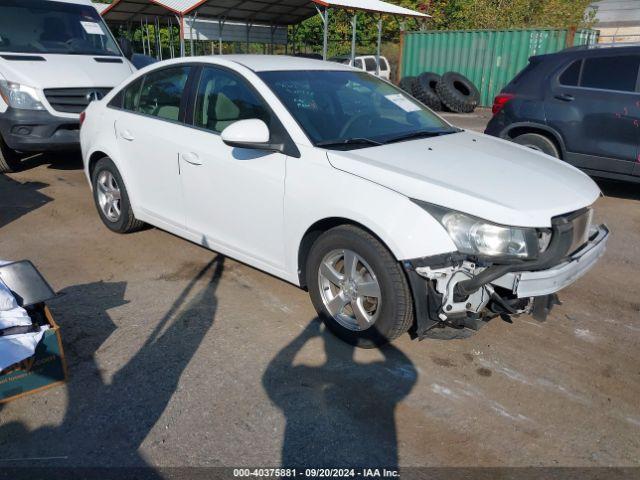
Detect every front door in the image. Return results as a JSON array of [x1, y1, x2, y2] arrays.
[[179, 66, 288, 271], [114, 65, 191, 229]]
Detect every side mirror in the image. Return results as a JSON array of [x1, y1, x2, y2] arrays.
[[221, 119, 282, 152], [118, 38, 134, 61]]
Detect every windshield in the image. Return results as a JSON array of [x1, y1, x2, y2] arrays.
[[0, 0, 121, 57], [258, 70, 457, 149]]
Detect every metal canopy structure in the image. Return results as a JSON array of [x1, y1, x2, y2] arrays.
[[99, 0, 316, 25], [97, 0, 428, 67]]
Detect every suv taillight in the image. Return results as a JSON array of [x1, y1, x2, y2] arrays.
[[79, 111, 86, 128], [492, 93, 515, 116]]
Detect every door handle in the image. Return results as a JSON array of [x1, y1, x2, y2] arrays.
[[181, 152, 202, 165], [554, 93, 575, 102], [119, 129, 135, 141]]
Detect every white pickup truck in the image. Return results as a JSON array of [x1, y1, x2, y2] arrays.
[[0, 0, 135, 172]]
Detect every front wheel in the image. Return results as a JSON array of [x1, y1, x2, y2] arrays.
[[306, 225, 414, 348], [0, 136, 21, 173]]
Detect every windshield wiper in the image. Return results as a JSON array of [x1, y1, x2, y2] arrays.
[[316, 137, 383, 149], [383, 129, 460, 145]]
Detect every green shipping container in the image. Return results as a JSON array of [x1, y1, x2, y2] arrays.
[[401, 28, 599, 107]]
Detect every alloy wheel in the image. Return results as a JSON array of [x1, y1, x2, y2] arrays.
[[317, 249, 382, 331], [96, 170, 122, 222]]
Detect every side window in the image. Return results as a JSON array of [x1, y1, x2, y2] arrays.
[[137, 66, 190, 121], [354, 59, 364, 70], [123, 77, 144, 111], [580, 55, 640, 92], [559, 59, 581, 87], [379, 58, 389, 71], [364, 57, 376, 72], [194, 67, 270, 133]]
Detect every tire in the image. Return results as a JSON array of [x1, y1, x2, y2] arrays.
[[435, 72, 480, 113], [306, 225, 414, 348], [412, 72, 443, 111], [398, 76, 416, 93], [0, 136, 21, 173], [91, 157, 144, 233], [512, 133, 560, 158]]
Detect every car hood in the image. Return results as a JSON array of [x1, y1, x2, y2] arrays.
[[0, 54, 134, 89], [326, 131, 601, 227]]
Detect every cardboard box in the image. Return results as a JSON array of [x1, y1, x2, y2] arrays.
[[0, 305, 67, 403]]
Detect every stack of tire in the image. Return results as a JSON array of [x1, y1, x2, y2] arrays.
[[398, 71, 480, 113]]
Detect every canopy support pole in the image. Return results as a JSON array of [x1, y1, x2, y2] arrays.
[[245, 23, 252, 53], [270, 24, 277, 55], [168, 17, 174, 58], [398, 20, 406, 79], [314, 5, 328, 60], [177, 15, 185, 57], [218, 18, 226, 54], [322, 8, 328, 60], [189, 13, 198, 56], [145, 17, 151, 57], [375, 16, 382, 76], [285, 27, 289, 55], [155, 17, 162, 61], [140, 18, 146, 55], [350, 13, 357, 65]]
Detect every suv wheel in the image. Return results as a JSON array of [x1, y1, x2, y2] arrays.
[[91, 157, 144, 233], [306, 225, 414, 348], [0, 136, 21, 173], [513, 133, 559, 158]]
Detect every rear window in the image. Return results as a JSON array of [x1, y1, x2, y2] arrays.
[[507, 60, 540, 87], [559, 60, 581, 86], [580, 55, 640, 92]]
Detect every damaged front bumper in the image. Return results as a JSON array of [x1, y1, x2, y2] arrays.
[[403, 223, 609, 338], [492, 225, 608, 298]]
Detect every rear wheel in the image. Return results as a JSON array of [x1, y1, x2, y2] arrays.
[[513, 133, 560, 158], [306, 225, 414, 348], [91, 157, 144, 233], [0, 136, 21, 173]]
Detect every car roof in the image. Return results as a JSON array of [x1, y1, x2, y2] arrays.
[[219, 55, 354, 72], [533, 44, 640, 62]]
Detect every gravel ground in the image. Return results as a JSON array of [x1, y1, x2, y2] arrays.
[[0, 115, 639, 470]]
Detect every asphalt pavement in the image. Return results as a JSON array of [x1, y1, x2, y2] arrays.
[[0, 112, 638, 470]]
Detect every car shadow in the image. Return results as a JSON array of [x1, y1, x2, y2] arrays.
[[16, 151, 84, 171], [0, 175, 52, 229], [596, 178, 640, 201], [0, 255, 225, 470], [262, 319, 418, 469]]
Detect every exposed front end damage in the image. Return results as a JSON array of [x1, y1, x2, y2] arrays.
[[404, 210, 609, 339]]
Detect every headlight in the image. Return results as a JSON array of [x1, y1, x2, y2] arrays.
[[414, 201, 540, 259], [0, 81, 45, 110]]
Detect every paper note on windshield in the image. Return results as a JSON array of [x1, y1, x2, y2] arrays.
[[385, 94, 420, 112], [80, 21, 105, 35]]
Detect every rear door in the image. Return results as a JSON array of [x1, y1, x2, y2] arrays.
[[547, 53, 640, 175], [113, 65, 192, 229]]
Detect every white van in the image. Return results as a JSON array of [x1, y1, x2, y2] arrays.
[[0, 0, 135, 172], [330, 55, 391, 80]]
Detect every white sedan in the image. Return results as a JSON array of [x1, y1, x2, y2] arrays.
[[80, 55, 608, 347]]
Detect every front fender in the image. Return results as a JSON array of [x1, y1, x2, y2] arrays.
[[284, 147, 457, 284]]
